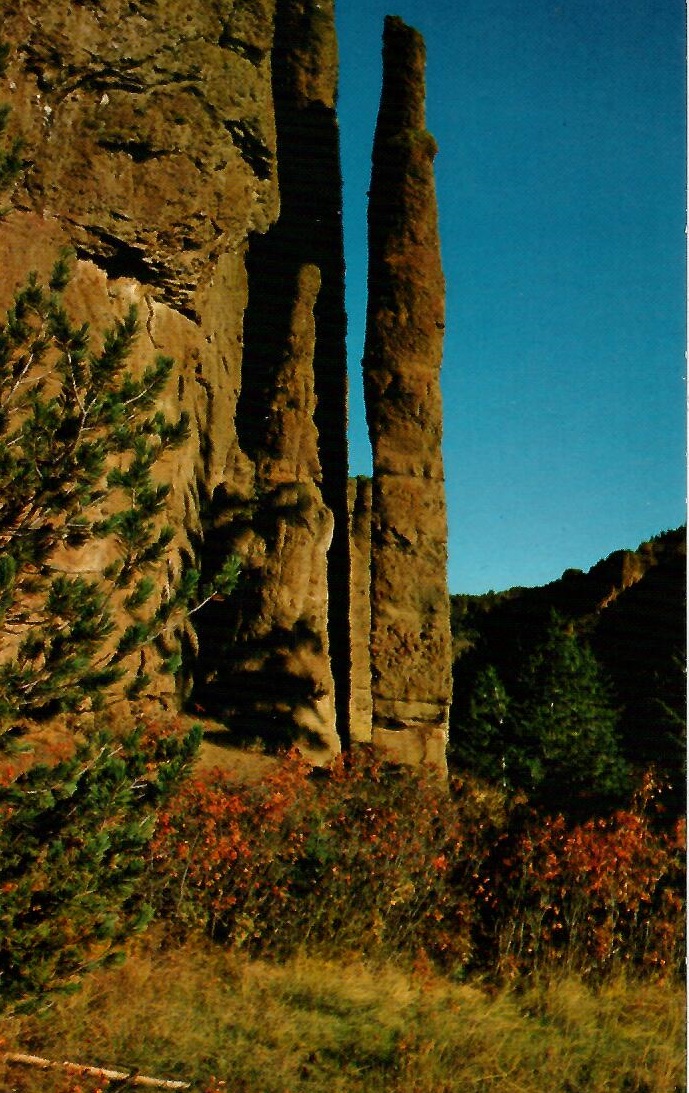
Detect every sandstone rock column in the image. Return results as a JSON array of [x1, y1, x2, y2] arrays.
[[361, 16, 452, 771], [235, 0, 351, 750], [206, 264, 339, 761]]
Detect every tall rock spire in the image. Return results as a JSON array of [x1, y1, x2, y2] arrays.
[[361, 16, 452, 770], [206, 0, 349, 756], [215, 263, 340, 761]]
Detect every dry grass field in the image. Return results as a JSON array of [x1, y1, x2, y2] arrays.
[[0, 932, 685, 1093]]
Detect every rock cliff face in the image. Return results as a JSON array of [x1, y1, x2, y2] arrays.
[[361, 17, 452, 769], [0, 4, 452, 768], [1, 0, 282, 714], [226, 0, 350, 757]]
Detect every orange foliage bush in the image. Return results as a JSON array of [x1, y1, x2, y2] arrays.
[[147, 751, 685, 979], [149, 748, 505, 963], [481, 773, 686, 978]]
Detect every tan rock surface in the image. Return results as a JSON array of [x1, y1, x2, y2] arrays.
[[361, 16, 452, 770], [0, 1, 279, 713], [0, 2, 455, 771], [0, 211, 254, 711], [231, 0, 349, 751], [201, 264, 339, 761], [3, 0, 278, 316]]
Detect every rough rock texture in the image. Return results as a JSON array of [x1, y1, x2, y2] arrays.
[[361, 16, 452, 770], [0, 0, 283, 713], [196, 264, 339, 761], [0, 0, 348, 756], [222, 0, 350, 753], [1, 3, 452, 769], [0, 210, 257, 714], [348, 477, 373, 743], [3, 0, 278, 316]]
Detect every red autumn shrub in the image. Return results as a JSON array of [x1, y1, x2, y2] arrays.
[[148, 748, 506, 963], [479, 775, 685, 978], [147, 752, 685, 979], [149, 747, 312, 944]]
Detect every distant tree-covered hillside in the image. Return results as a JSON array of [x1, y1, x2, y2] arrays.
[[449, 528, 686, 814]]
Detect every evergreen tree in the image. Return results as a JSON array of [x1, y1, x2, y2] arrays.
[[456, 614, 629, 814], [452, 664, 510, 785], [0, 261, 241, 1012], [0, 57, 239, 1009], [0, 721, 202, 1013], [0, 257, 190, 718], [509, 612, 629, 812]]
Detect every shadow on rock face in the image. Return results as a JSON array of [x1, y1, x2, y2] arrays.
[[190, 611, 330, 754]]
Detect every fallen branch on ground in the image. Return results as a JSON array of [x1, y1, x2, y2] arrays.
[[2, 1051, 190, 1089]]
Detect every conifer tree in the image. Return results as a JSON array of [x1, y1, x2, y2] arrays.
[[0, 263, 242, 1013], [510, 612, 629, 812], [456, 614, 629, 814], [452, 664, 510, 785], [0, 50, 238, 1011], [0, 721, 202, 1013], [0, 262, 243, 1012], [0, 256, 189, 717]]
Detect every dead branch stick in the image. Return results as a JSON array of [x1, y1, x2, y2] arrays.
[[2, 1051, 190, 1089]]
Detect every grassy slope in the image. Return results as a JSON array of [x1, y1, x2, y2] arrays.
[[1, 934, 684, 1093]]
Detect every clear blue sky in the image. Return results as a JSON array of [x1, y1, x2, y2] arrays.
[[334, 0, 686, 594]]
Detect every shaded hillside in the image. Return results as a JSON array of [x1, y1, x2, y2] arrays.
[[450, 528, 686, 788], [592, 542, 686, 769]]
